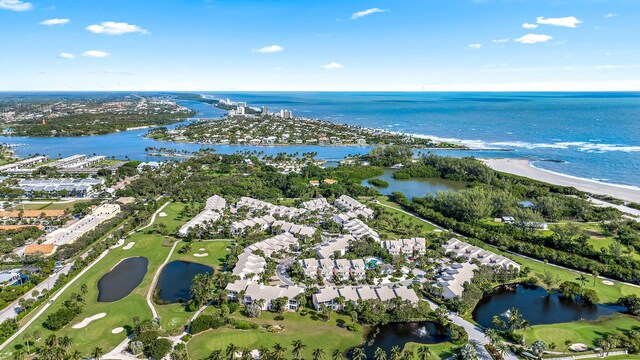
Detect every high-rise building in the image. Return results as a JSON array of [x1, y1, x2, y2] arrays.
[[261, 106, 269, 116], [280, 109, 292, 119], [237, 106, 246, 115]]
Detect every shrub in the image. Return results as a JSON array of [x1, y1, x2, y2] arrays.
[[144, 338, 172, 360], [449, 324, 468, 344], [347, 323, 361, 332], [189, 315, 224, 334], [42, 307, 80, 331], [129, 340, 144, 355], [233, 320, 259, 330]]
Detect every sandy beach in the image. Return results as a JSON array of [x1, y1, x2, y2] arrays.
[[483, 158, 640, 204]]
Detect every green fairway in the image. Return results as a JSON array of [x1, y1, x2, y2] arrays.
[[526, 314, 640, 348], [2, 232, 172, 358], [1, 202, 196, 358], [187, 310, 366, 359]]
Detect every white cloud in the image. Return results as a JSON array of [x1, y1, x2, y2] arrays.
[[81, 50, 110, 58], [536, 16, 582, 28], [605, 13, 617, 18], [253, 45, 283, 54], [0, 0, 32, 11], [522, 23, 538, 29], [58, 52, 75, 59], [351, 8, 386, 20], [468, 43, 482, 49], [86, 21, 148, 35], [492, 38, 509, 43], [40, 18, 70, 26], [514, 34, 553, 44], [321, 62, 343, 70]]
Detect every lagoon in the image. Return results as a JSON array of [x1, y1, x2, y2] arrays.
[[154, 260, 213, 304], [354, 321, 450, 358], [97, 256, 148, 302], [361, 169, 465, 199], [472, 284, 624, 327]]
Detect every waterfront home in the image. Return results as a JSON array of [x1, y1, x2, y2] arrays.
[[437, 262, 478, 299], [0, 271, 22, 287], [312, 285, 419, 311]]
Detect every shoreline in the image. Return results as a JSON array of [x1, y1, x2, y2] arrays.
[[483, 158, 640, 204]]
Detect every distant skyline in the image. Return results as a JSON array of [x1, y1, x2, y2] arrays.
[[1, 0, 639, 91]]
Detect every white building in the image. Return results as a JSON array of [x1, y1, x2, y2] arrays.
[[382, 238, 427, 256], [443, 238, 520, 270], [312, 285, 419, 311], [437, 262, 478, 299]]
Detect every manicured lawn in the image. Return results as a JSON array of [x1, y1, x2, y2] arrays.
[[171, 240, 232, 271], [368, 197, 437, 238], [1, 231, 173, 358], [1, 202, 196, 357], [154, 201, 190, 233], [526, 314, 640, 348], [187, 310, 366, 359]]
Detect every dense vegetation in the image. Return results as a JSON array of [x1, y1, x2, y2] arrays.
[[10, 112, 194, 137], [379, 150, 640, 284]]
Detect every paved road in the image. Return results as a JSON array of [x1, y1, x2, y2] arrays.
[[0, 264, 73, 323], [0, 249, 109, 351], [589, 197, 640, 221]]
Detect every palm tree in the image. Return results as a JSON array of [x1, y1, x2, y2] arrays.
[[417, 346, 432, 360], [22, 333, 31, 355], [576, 274, 589, 289], [312, 348, 326, 360], [374, 347, 387, 360], [226, 344, 238, 360], [91, 346, 104, 360], [59, 335, 74, 350], [45, 334, 57, 348], [292, 339, 306, 359], [390, 345, 402, 360], [69, 350, 84, 360], [531, 340, 547, 360], [458, 343, 477, 360], [11, 349, 25, 360], [272, 343, 287, 360], [332, 349, 343, 360], [401, 350, 414, 360], [352, 347, 366, 360], [208, 350, 223, 360]]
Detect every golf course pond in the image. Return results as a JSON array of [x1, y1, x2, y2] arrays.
[[362, 169, 465, 200], [472, 283, 625, 328], [352, 321, 450, 358], [97, 256, 149, 302], [154, 260, 214, 303]]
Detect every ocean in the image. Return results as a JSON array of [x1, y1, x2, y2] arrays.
[[1, 92, 639, 186], [203, 92, 640, 186]]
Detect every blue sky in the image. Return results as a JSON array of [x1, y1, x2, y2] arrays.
[[1, 0, 639, 91]]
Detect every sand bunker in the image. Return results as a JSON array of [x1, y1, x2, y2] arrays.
[[158, 212, 168, 217], [123, 242, 135, 250], [433, 229, 442, 232], [569, 343, 589, 352], [194, 253, 208, 257], [602, 280, 614, 286], [111, 327, 124, 334], [199, 248, 205, 251], [72, 313, 107, 329]]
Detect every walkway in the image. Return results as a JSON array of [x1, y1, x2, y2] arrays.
[[422, 298, 518, 360], [0, 249, 110, 351], [145, 240, 179, 319]]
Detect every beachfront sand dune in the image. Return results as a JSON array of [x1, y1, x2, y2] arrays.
[[484, 159, 640, 204]]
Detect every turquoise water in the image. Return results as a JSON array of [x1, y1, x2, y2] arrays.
[[2, 92, 639, 186]]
